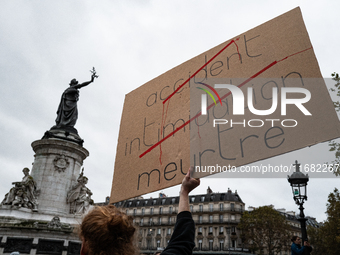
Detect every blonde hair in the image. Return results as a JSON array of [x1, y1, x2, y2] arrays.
[[80, 205, 138, 255]]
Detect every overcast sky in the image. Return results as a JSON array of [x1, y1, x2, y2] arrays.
[[0, 0, 339, 223]]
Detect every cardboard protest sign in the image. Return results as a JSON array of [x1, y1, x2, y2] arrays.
[[110, 7, 340, 203]]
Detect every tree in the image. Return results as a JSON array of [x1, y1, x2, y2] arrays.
[[328, 72, 340, 176], [238, 206, 291, 255], [308, 188, 340, 255]]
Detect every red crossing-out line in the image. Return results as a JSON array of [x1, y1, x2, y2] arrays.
[[277, 46, 312, 63], [159, 100, 171, 164], [157, 38, 240, 163], [163, 38, 240, 105], [139, 46, 313, 159]]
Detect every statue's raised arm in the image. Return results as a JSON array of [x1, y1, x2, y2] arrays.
[[73, 67, 98, 89]]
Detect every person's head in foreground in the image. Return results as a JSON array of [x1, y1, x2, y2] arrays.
[[79, 167, 200, 255], [80, 205, 138, 255], [291, 236, 302, 245]]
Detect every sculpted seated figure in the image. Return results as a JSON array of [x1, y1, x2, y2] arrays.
[[1, 168, 38, 211]]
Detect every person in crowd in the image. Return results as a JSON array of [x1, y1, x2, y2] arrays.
[[291, 236, 312, 255], [79, 167, 200, 255]]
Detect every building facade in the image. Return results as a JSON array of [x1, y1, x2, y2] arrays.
[[113, 188, 248, 254]]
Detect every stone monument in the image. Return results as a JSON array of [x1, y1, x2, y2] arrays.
[[0, 68, 99, 255]]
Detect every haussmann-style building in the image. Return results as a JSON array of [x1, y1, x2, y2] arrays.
[[113, 187, 249, 255]]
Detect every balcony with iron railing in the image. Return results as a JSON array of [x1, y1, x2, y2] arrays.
[[127, 206, 243, 217], [194, 218, 239, 225], [135, 218, 239, 226], [128, 209, 178, 217], [194, 207, 244, 214]]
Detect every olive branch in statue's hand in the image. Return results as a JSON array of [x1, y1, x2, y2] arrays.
[[90, 67, 99, 80]]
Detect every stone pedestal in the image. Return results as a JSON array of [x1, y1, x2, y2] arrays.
[[31, 139, 89, 216]]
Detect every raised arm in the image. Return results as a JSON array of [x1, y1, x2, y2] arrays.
[[161, 168, 200, 255], [74, 74, 96, 89], [179, 166, 200, 213]]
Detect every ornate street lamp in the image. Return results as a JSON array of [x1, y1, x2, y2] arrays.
[[287, 160, 309, 247]]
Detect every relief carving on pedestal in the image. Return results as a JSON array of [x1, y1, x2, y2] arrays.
[[53, 154, 70, 173], [47, 216, 62, 229]]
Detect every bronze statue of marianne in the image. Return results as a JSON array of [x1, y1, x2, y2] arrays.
[[43, 68, 98, 145], [54, 68, 98, 133]]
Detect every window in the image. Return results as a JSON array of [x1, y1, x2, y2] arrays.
[[147, 240, 151, 249], [199, 205, 203, 212], [136, 201, 140, 206], [159, 207, 163, 214], [144, 200, 148, 205], [219, 239, 224, 250], [231, 226, 236, 233], [167, 228, 171, 235], [209, 204, 213, 212], [159, 217, 162, 224], [232, 240, 236, 248], [190, 205, 193, 212], [209, 215, 213, 223], [162, 198, 166, 204], [140, 218, 144, 225], [201, 196, 205, 202], [142, 208, 145, 215], [133, 209, 136, 216], [169, 206, 173, 214], [149, 217, 153, 225], [153, 199, 157, 205], [219, 226, 224, 234], [209, 226, 213, 234], [199, 215, 203, 223], [150, 208, 154, 215], [198, 240, 202, 250], [172, 198, 176, 204], [219, 214, 223, 223], [220, 203, 224, 211], [157, 228, 161, 234], [168, 217, 172, 224], [240, 205, 243, 212], [231, 215, 236, 221], [209, 240, 213, 250], [191, 197, 195, 203], [230, 203, 235, 211], [198, 227, 202, 233], [157, 240, 160, 248], [126, 209, 129, 214]]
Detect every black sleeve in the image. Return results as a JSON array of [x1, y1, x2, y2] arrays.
[[161, 211, 195, 255]]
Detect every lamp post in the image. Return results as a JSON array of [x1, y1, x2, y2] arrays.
[[287, 160, 310, 254]]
